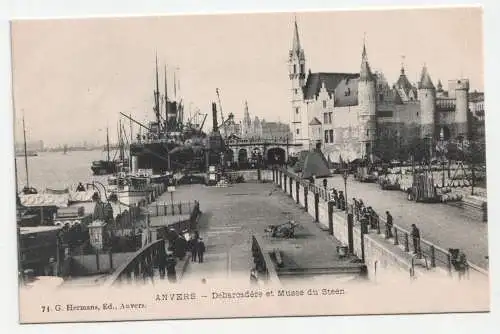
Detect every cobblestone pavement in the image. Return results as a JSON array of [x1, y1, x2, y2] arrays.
[[162, 182, 348, 284], [317, 176, 489, 269]]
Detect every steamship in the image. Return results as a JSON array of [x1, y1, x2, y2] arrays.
[[127, 57, 225, 175]]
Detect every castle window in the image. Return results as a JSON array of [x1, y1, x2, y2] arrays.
[[417, 112, 419, 117], [300, 64, 305, 74], [294, 89, 298, 95], [323, 100, 327, 109], [329, 129, 334, 143], [323, 113, 328, 124], [328, 112, 332, 124], [324, 130, 329, 143], [295, 107, 299, 114], [296, 129, 300, 135], [379, 94, 384, 102], [293, 64, 297, 74]]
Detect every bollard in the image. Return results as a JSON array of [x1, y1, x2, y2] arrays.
[[394, 228, 399, 245], [430, 245, 436, 267], [404, 233, 410, 252], [304, 187, 308, 212], [289, 178, 293, 197], [314, 193, 319, 222], [347, 213, 354, 254], [296, 181, 300, 204], [328, 201, 334, 236]]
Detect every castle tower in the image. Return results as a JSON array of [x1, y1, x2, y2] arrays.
[[418, 65, 436, 139], [454, 78, 470, 139], [288, 16, 307, 147], [357, 39, 377, 160]]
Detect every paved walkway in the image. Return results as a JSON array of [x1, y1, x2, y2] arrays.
[[317, 176, 489, 269], [168, 183, 356, 284]]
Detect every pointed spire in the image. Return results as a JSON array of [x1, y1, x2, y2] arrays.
[[400, 55, 406, 75], [164, 64, 168, 102], [418, 64, 435, 90], [437, 79, 443, 91], [292, 15, 301, 54], [173, 68, 177, 99], [360, 34, 373, 81]]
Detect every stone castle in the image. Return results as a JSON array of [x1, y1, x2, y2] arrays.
[[288, 18, 483, 162]]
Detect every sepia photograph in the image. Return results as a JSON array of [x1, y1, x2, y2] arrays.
[[10, 6, 489, 324]]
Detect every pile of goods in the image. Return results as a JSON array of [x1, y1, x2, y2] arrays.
[[215, 177, 229, 188]]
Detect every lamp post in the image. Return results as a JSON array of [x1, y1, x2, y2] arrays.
[[342, 168, 349, 215]]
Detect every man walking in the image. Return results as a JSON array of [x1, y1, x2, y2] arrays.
[[197, 238, 206, 263], [191, 237, 198, 263], [385, 211, 393, 239], [166, 253, 177, 283], [410, 224, 421, 256]]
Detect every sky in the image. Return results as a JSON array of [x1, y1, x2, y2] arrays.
[[10, 7, 483, 146]]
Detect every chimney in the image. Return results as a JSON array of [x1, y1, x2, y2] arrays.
[[212, 102, 218, 132]]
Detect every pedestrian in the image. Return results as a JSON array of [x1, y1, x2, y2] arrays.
[[197, 238, 206, 263], [410, 224, 421, 256], [166, 253, 177, 283], [158, 252, 166, 279], [191, 237, 198, 262], [385, 211, 393, 239]]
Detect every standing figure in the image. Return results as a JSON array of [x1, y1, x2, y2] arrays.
[[197, 238, 206, 263], [166, 253, 177, 283], [385, 211, 393, 239], [191, 237, 199, 263], [410, 224, 421, 256]]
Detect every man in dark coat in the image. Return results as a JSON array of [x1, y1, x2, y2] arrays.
[[191, 238, 198, 262], [166, 253, 177, 283], [385, 211, 393, 238], [410, 224, 421, 256], [197, 238, 206, 263]]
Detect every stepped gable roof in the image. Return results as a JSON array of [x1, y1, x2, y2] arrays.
[[333, 76, 359, 107], [302, 72, 360, 101], [309, 117, 322, 126]]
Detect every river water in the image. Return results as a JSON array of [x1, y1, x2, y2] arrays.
[[15, 150, 111, 191]]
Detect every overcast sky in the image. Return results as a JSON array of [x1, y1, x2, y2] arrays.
[[10, 7, 483, 146]]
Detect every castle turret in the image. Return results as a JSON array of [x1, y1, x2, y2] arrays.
[[418, 65, 436, 139], [454, 78, 470, 139], [288, 16, 307, 146], [357, 39, 377, 160]]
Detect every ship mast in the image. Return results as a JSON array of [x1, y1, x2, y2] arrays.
[[106, 127, 110, 162], [22, 115, 29, 189], [164, 64, 169, 127], [154, 53, 161, 135]]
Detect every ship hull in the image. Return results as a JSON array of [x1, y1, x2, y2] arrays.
[[130, 141, 206, 174]]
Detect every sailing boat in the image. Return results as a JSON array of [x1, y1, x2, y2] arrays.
[[90, 127, 119, 175], [20, 116, 37, 195], [90, 124, 128, 175]]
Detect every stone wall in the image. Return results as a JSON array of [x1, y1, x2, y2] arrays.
[[274, 169, 428, 282]]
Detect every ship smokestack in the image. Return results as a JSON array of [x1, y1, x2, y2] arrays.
[[212, 102, 218, 132]]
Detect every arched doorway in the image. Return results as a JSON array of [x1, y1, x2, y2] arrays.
[[238, 148, 248, 167], [267, 147, 286, 165]]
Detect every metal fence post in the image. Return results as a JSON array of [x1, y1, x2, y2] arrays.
[[404, 233, 410, 252]]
